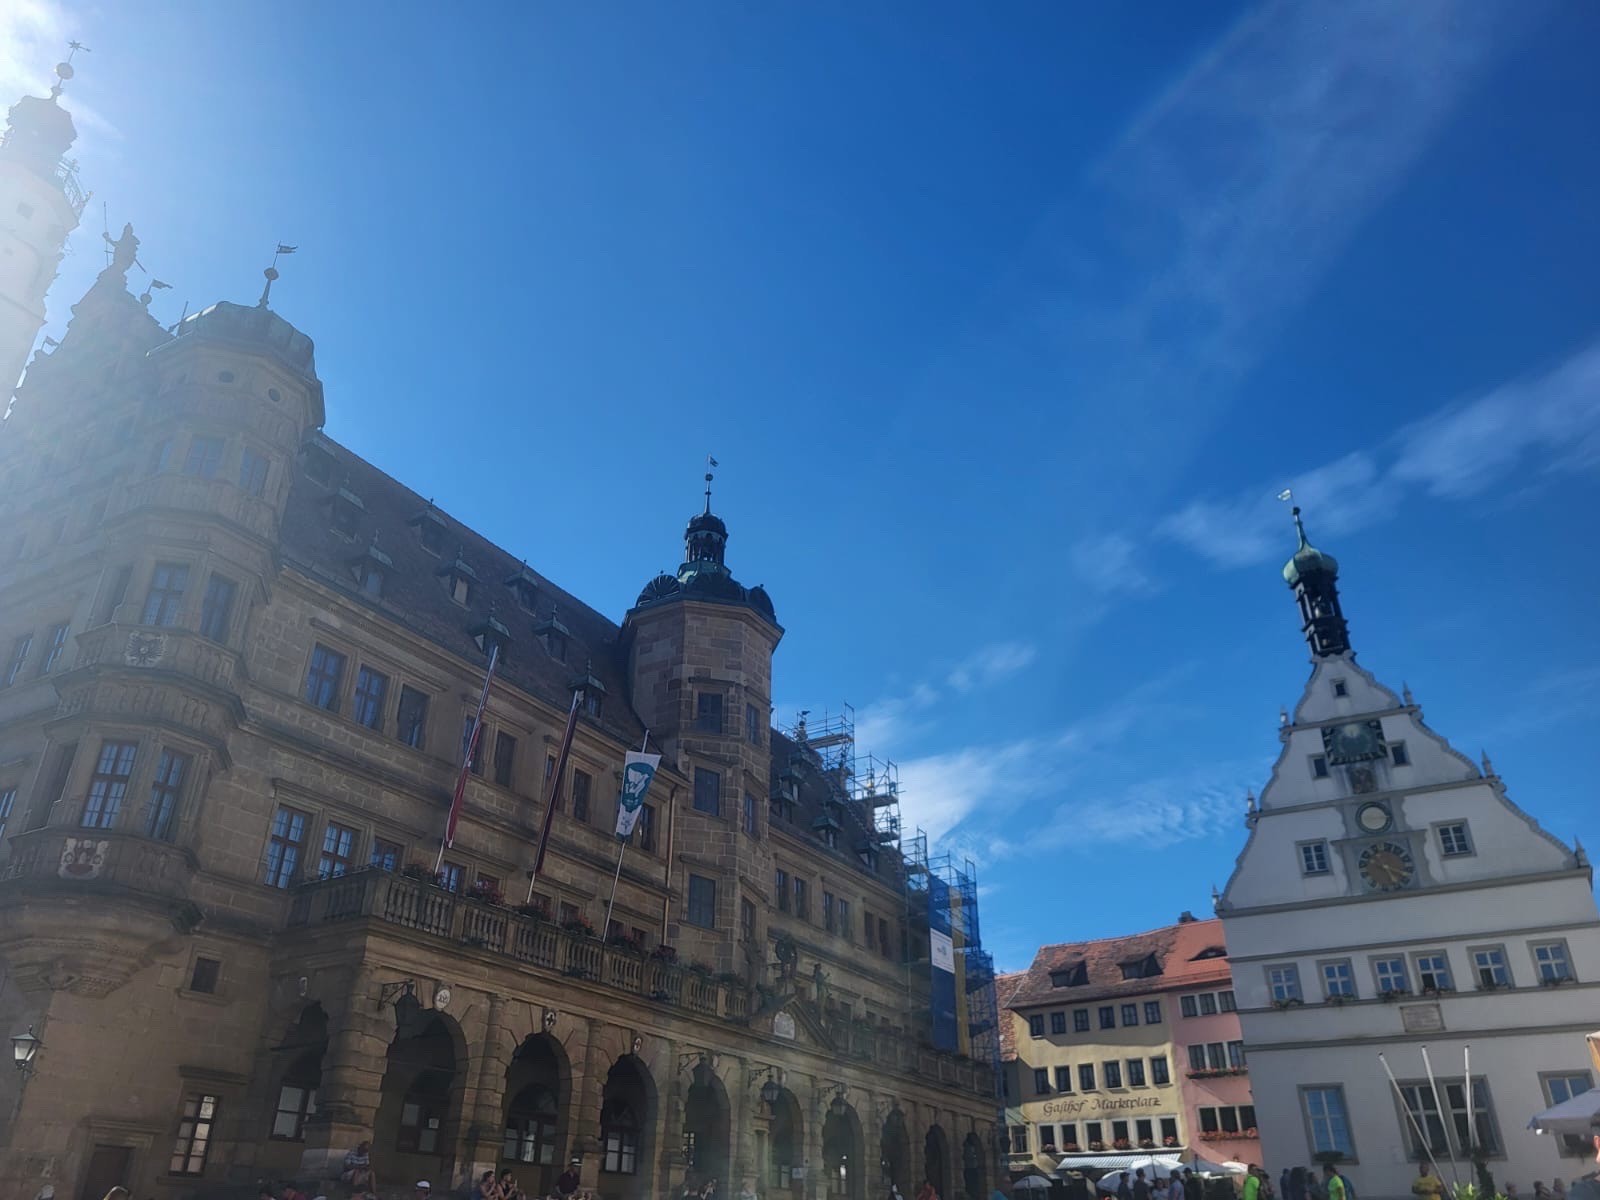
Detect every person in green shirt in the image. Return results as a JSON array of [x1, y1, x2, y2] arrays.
[[1324, 1164, 1347, 1200], [1244, 1168, 1262, 1200]]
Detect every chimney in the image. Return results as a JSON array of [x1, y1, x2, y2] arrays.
[[1178, 911, 1196, 924]]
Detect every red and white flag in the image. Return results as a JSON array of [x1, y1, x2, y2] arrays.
[[443, 642, 499, 850]]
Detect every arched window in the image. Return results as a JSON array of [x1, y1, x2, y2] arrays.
[[397, 1068, 452, 1154], [271, 1051, 321, 1140], [600, 1096, 639, 1175], [504, 1085, 558, 1165]]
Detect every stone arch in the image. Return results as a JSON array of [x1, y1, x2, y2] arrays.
[[504, 1031, 572, 1193], [599, 1053, 657, 1200], [961, 1131, 985, 1200], [268, 1002, 328, 1142], [375, 1007, 469, 1184], [821, 1096, 865, 1200], [924, 1123, 950, 1200], [882, 1107, 911, 1190], [764, 1083, 805, 1197], [684, 1059, 732, 1191]]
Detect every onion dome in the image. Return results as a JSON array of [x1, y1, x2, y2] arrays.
[[1282, 507, 1339, 587]]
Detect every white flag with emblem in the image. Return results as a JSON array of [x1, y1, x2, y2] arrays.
[[614, 751, 661, 838]]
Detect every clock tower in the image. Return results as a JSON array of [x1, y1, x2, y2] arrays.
[[1216, 511, 1600, 1196]]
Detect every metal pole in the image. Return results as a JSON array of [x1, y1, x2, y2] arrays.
[[1420, 1046, 1463, 1192], [602, 731, 649, 937], [1462, 1046, 1475, 1165], [1379, 1053, 1448, 1185]]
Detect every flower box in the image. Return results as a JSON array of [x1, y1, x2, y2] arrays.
[[515, 900, 549, 920], [1088, 1142, 1106, 1152], [650, 944, 679, 964], [1379, 988, 1410, 1003], [1270, 996, 1304, 1010], [1539, 975, 1574, 988], [560, 916, 596, 937], [466, 880, 505, 907], [1138, 1140, 1157, 1150], [1112, 1139, 1132, 1150]]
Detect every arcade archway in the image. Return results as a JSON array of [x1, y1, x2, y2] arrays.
[[684, 1061, 731, 1190], [962, 1132, 985, 1200], [503, 1032, 570, 1194], [821, 1097, 864, 1200], [376, 1011, 467, 1183], [599, 1054, 656, 1200], [881, 1108, 911, 1190], [924, 1124, 950, 1200], [764, 1085, 804, 1196]]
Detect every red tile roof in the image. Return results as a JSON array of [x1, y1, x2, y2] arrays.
[[996, 971, 1028, 1061], [1006, 915, 1233, 1010]]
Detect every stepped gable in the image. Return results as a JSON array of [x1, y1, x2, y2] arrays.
[[278, 434, 646, 744], [1007, 916, 1231, 1009]]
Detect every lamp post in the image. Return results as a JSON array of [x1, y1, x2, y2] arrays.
[[10, 1026, 40, 1077]]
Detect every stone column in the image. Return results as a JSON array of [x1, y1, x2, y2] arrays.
[[458, 993, 508, 1191], [730, 1055, 754, 1191], [803, 1076, 825, 1200], [651, 1035, 683, 1200], [859, 1094, 883, 1200], [300, 967, 393, 1183], [571, 1017, 606, 1192]]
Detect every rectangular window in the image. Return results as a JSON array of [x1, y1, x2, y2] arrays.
[[150, 438, 173, 474], [1009, 1126, 1028, 1155], [1533, 940, 1573, 982], [101, 563, 133, 623], [1084, 1121, 1103, 1148], [370, 838, 402, 871], [142, 562, 190, 626], [493, 730, 516, 787], [39, 623, 69, 674], [352, 666, 388, 730], [1300, 840, 1331, 874], [263, 805, 309, 887], [1037, 1123, 1056, 1150], [1028, 1015, 1045, 1039], [837, 898, 850, 942], [687, 873, 716, 929], [1103, 1061, 1122, 1089], [1391, 741, 1410, 766], [439, 862, 465, 893], [1110, 1120, 1129, 1144], [1199, 1108, 1219, 1134], [1073, 1009, 1090, 1032], [1098, 1006, 1115, 1030], [319, 821, 357, 878], [693, 766, 721, 816], [303, 643, 346, 711], [144, 747, 190, 840], [1311, 755, 1329, 779], [1033, 1068, 1051, 1094], [170, 1093, 219, 1175], [1121, 1003, 1139, 1026], [740, 897, 756, 942], [742, 791, 758, 836], [572, 768, 591, 822], [272, 1082, 317, 1141], [83, 739, 137, 828], [1199, 992, 1218, 1015], [190, 957, 221, 995], [1206, 1043, 1227, 1071], [1227, 1040, 1247, 1069], [1397, 1078, 1499, 1158], [1135, 1118, 1154, 1145], [396, 685, 429, 749], [1188, 1045, 1206, 1073], [1302, 1086, 1353, 1157], [1127, 1059, 1146, 1087], [1055, 1066, 1073, 1092], [1267, 964, 1303, 1002], [1219, 989, 1236, 1012], [602, 1127, 638, 1176], [1144, 1000, 1161, 1024], [1438, 822, 1474, 857], [879, 917, 890, 958], [775, 868, 789, 913], [1151, 1056, 1169, 1086], [1415, 951, 1453, 992], [823, 891, 836, 933], [1219, 1107, 1240, 1134], [863, 908, 875, 947], [196, 575, 237, 643], [1375, 955, 1410, 995], [182, 435, 225, 479], [239, 447, 270, 497], [1050, 1011, 1067, 1035], [3, 633, 32, 687], [695, 691, 723, 733], [1322, 960, 1356, 998], [1079, 1064, 1096, 1091], [636, 804, 656, 853], [793, 877, 809, 920], [746, 702, 762, 744], [1471, 947, 1510, 988], [1543, 1074, 1593, 1154], [1180, 995, 1198, 1018], [0, 787, 14, 841], [1159, 1117, 1178, 1144]]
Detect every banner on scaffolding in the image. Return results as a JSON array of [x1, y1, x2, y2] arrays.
[[928, 874, 959, 1051]]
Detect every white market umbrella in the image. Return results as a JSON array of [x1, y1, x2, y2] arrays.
[[1185, 1157, 1245, 1177], [1013, 1177, 1054, 1191], [1097, 1163, 1178, 1193]]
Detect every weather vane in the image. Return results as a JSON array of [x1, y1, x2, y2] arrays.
[[258, 243, 297, 307], [704, 453, 718, 513], [51, 41, 90, 98]]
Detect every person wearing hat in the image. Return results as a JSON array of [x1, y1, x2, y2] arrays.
[[557, 1159, 582, 1198], [414, 1183, 433, 1200]]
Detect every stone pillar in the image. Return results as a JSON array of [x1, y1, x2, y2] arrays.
[[458, 993, 508, 1191], [803, 1076, 825, 1200], [651, 1035, 682, 1200], [859, 1095, 883, 1200], [730, 1055, 754, 1191], [300, 967, 393, 1183], [572, 1017, 605, 1192]]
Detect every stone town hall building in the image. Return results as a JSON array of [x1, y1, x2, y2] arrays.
[[0, 73, 998, 1198]]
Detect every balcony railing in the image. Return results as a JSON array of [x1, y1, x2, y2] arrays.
[[0, 825, 197, 901], [69, 621, 241, 694], [288, 869, 991, 1096]]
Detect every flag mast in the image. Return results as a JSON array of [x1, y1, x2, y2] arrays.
[[527, 690, 583, 904], [436, 640, 500, 874]]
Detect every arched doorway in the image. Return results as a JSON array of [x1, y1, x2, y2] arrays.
[[881, 1109, 911, 1191], [684, 1061, 730, 1190], [376, 1012, 464, 1183], [924, 1124, 950, 1200], [961, 1132, 984, 1200], [599, 1055, 656, 1200], [821, 1097, 864, 1200], [270, 1004, 328, 1143], [763, 1086, 804, 1197], [504, 1033, 569, 1195]]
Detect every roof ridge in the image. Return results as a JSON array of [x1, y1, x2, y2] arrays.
[[1032, 915, 1219, 957]]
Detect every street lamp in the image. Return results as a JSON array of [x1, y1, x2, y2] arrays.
[[11, 1026, 41, 1075]]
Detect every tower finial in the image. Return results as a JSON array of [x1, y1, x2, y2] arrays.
[[51, 43, 90, 100], [258, 243, 297, 308], [704, 453, 718, 514]]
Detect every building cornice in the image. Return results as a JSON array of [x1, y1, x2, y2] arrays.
[[1221, 864, 1596, 919]]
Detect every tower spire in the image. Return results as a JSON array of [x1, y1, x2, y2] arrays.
[[704, 453, 718, 515], [1281, 504, 1351, 658]]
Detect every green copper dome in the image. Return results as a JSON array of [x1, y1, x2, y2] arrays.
[[1282, 508, 1338, 587]]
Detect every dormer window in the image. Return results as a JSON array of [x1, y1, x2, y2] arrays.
[[436, 550, 478, 607], [359, 565, 384, 597], [408, 503, 449, 556], [349, 534, 392, 600], [329, 486, 365, 537], [505, 565, 539, 612], [1119, 954, 1162, 980], [1191, 945, 1227, 961], [534, 608, 571, 663], [571, 662, 606, 720], [857, 841, 878, 870], [1050, 962, 1089, 988], [303, 443, 335, 486]]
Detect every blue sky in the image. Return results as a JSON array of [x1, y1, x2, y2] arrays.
[[7, 2, 1600, 972]]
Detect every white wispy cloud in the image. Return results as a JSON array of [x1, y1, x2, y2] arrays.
[[1069, 533, 1155, 597], [0, 1, 119, 144], [946, 641, 1037, 693], [1159, 341, 1600, 569], [847, 640, 1039, 754]]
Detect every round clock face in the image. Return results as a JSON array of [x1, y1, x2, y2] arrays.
[[1323, 719, 1386, 765], [1358, 840, 1416, 892], [1356, 802, 1391, 834]]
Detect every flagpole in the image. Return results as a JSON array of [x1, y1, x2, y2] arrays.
[[436, 642, 500, 874], [1462, 1045, 1474, 1167], [1419, 1045, 1463, 1192], [602, 731, 649, 939], [527, 690, 583, 904], [1379, 1053, 1448, 1185]]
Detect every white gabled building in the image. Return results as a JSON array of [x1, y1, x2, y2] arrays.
[[1218, 509, 1600, 1199]]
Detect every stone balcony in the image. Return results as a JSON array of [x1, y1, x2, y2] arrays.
[[287, 869, 997, 1099], [118, 470, 280, 541], [1, 824, 199, 901], [69, 621, 242, 694]]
